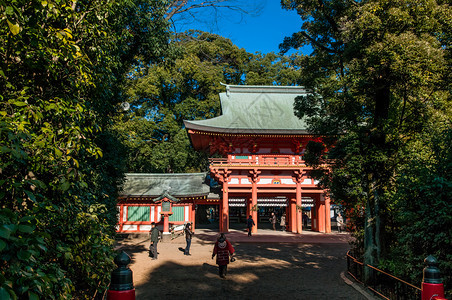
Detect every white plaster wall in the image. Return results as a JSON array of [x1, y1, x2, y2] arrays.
[[230, 178, 239, 184], [185, 206, 189, 222], [301, 178, 312, 185], [123, 206, 127, 222], [122, 225, 137, 231], [258, 178, 272, 184], [140, 225, 152, 231], [151, 206, 155, 222], [157, 206, 161, 222], [242, 178, 251, 184], [281, 178, 295, 185]]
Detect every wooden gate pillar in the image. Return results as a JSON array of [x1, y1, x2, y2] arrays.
[[215, 169, 231, 233], [323, 193, 331, 233], [249, 169, 261, 233]]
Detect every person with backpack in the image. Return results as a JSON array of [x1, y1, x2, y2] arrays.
[[212, 233, 235, 278]]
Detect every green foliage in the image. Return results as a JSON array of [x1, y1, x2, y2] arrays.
[[282, 0, 451, 283], [0, 209, 72, 299], [117, 30, 302, 173], [382, 126, 452, 294], [1, 0, 170, 298]]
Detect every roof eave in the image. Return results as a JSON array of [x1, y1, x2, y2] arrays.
[[185, 121, 311, 135]]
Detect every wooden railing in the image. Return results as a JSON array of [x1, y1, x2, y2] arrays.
[[209, 155, 307, 167], [346, 251, 422, 299]]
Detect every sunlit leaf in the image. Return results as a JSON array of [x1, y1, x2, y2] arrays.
[[7, 20, 20, 35]]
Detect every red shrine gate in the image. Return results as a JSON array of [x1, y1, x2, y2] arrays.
[[209, 155, 331, 234], [185, 84, 332, 234]]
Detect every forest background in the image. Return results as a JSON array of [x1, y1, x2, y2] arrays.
[[1, 0, 451, 299]]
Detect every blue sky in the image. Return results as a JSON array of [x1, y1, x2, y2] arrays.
[[176, 1, 307, 55]]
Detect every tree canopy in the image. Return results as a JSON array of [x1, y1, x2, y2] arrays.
[[116, 30, 302, 173], [1, 0, 170, 298], [281, 0, 451, 287]]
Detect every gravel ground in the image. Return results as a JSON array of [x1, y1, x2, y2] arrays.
[[114, 228, 368, 300]]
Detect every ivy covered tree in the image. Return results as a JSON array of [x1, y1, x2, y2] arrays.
[[116, 30, 302, 173], [281, 0, 451, 285], [0, 0, 170, 298], [385, 126, 452, 291]]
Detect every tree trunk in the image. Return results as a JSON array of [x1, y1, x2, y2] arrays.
[[363, 80, 390, 283]]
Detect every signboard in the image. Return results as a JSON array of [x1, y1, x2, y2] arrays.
[[162, 201, 171, 212]]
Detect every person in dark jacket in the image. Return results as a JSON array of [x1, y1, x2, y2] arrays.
[[212, 233, 235, 278], [184, 222, 194, 255], [246, 215, 255, 237], [149, 222, 160, 260], [270, 212, 276, 230]]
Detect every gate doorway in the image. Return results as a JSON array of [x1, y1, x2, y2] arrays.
[[195, 204, 219, 230]]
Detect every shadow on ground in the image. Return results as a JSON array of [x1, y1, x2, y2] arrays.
[[121, 241, 364, 300]]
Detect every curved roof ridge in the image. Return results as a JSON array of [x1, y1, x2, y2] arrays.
[[220, 82, 308, 95]]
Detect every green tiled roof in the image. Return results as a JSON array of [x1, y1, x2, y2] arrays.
[[184, 84, 310, 134], [120, 173, 211, 197]]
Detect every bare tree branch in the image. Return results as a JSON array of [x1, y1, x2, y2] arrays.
[[301, 32, 339, 54], [164, 0, 260, 24]]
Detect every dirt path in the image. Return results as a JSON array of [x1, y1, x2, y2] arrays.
[[115, 229, 367, 300]]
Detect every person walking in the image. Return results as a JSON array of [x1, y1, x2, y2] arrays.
[[302, 212, 309, 228], [246, 215, 255, 237], [184, 222, 194, 255], [336, 213, 344, 233], [212, 233, 235, 278], [280, 213, 286, 231], [270, 212, 276, 231], [149, 222, 160, 260]]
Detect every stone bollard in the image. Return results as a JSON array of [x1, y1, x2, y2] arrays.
[[107, 251, 135, 300], [422, 255, 447, 300]]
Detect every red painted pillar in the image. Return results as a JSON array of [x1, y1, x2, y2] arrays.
[[217, 170, 231, 233], [191, 203, 196, 232], [290, 198, 297, 233], [296, 183, 302, 233], [251, 181, 258, 233], [163, 214, 169, 233], [324, 194, 331, 233], [221, 181, 229, 233], [118, 204, 124, 232], [317, 195, 325, 233], [246, 197, 251, 221], [162, 214, 170, 240], [312, 196, 318, 231], [249, 169, 260, 233], [293, 170, 304, 234]]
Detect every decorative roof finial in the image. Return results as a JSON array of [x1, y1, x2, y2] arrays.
[[220, 82, 230, 96]]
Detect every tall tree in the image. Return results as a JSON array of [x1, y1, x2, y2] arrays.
[[385, 125, 452, 291], [116, 30, 302, 173], [0, 0, 170, 298], [281, 0, 451, 282]]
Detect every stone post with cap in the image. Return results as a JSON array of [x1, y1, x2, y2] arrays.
[[422, 255, 447, 300], [107, 251, 135, 300]]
